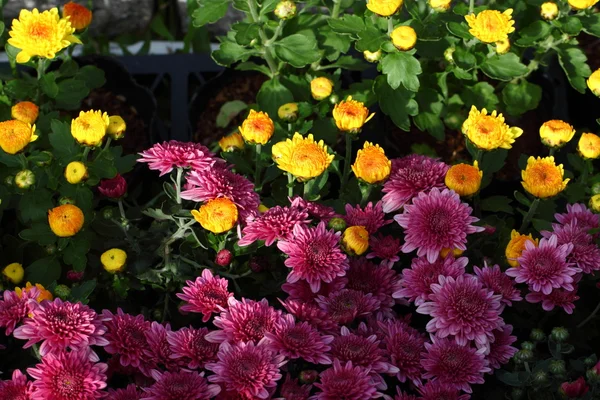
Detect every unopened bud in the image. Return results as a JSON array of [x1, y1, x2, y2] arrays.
[[551, 327, 569, 342], [327, 217, 347, 232], [15, 169, 35, 189], [274, 0, 297, 19], [215, 249, 233, 267], [299, 370, 318, 384]]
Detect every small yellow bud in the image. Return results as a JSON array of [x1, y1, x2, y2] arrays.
[[274, 0, 297, 19], [363, 50, 382, 63], [101, 248, 127, 273], [278, 103, 299, 122], [590, 194, 600, 213], [429, 0, 452, 12], [219, 132, 245, 152], [578, 133, 600, 159], [14, 169, 35, 189], [495, 38, 510, 55], [541, 2, 559, 20], [2, 263, 24, 284], [341, 226, 370, 256], [64, 161, 88, 184], [107, 115, 126, 140], [310, 77, 334, 101], [391, 26, 417, 51]]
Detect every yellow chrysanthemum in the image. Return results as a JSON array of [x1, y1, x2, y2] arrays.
[[0, 120, 38, 155], [495, 38, 510, 55], [391, 26, 417, 51], [107, 115, 126, 140], [341, 226, 370, 256], [590, 194, 600, 213], [461, 106, 523, 151], [521, 156, 569, 198], [363, 50, 382, 63], [332, 96, 375, 134], [239, 110, 274, 145], [568, 0, 599, 9], [71, 110, 110, 147], [278, 103, 299, 122], [48, 204, 85, 237], [539, 120, 575, 148], [506, 230, 538, 267], [578, 133, 600, 159], [101, 248, 127, 273], [272, 132, 334, 181], [63, 1, 93, 31], [351, 142, 391, 184], [444, 160, 483, 197], [588, 69, 600, 97], [440, 247, 465, 258], [366, 0, 403, 16], [429, 0, 452, 11], [541, 2, 559, 20], [465, 9, 515, 43], [16, 282, 53, 302], [2, 263, 24, 284], [64, 161, 88, 184], [8, 8, 81, 64], [218, 132, 245, 152], [310, 77, 334, 101], [192, 198, 238, 234], [11, 101, 39, 124]]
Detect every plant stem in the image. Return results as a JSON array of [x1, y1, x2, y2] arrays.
[[578, 300, 600, 328], [82, 147, 90, 161], [103, 137, 113, 151], [388, 18, 394, 35], [331, 0, 342, 18], [549, 147, 555, 157], [175, 167, 183, 204], [287, 172, 294, 198], [248, 0, 279, 76], [469, 0, 475, 14], [360, 184, 373, 207], [473, 148, 483, 164], [36, 59, 46, 80], [117, 199, 126, 220], [341, 134, 353, 190], [519, 198, 540, 232], [255, 144, 262, 188], [581, 159, 592, 183]]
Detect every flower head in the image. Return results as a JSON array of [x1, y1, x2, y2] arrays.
[[332, 96, 374, 134], [17, 282, 52, 302], [11, 101, 39, 124], [541, 2, 559, 20], [330, 326, 395, 373], [98, 174, 127, 198], [588, 69, 600, 96], [143, 370, 221, 400], [107, 384, 142, 400], [280, 375, 311, 400], [391, 26, 417, 51], [0, 369, 33, 400], [192, 198, 238, 234], [568, 0, 599, 9], [430, 0, 452, 12], [465, 9, 515, 43], [352, 142, 391, 184], [364, 49, 382, 63], [366, 233, 402, 268], [167, 327, 219, 370], [462, 106, 522, 150], [2, 262, 24, 284], [555, 203, 599, 232], [8, 8, 80, 63], [341, 226, 369, 256], [101, 248, 127, 273], [366, 0, 403, 16], [346, 257, 399, 310], [543, 221, 600, 274], [239, 110, 274, 145], [311, 77, 334, 101], [473, 263, 522, 309], [560, 377, 590, 398], [344, 201, 390, 235], [505, 230, 538, 267], [0, 120, 38, 154], [381, 320, 427, 383], [521, 156, 569, 198], [290, 196, 338, 222], [177, 269, 233, 322], [278, 103, 299, 122], [107, 115, 126, 139], [139, 141, 218, 176], [71, 110, 110, 146], [316, 289, 380, 324], [313, 360, 381, 400], [64, 161, 88, 184], [539, 120, 575, 148], [239, 205, 310, 246], [526, 286, 580, 314], [144, 322, 182, 371], [63, 2, 93, 31], [218, 132, 244, 152], [0, 289, 40, 335], [444, 161, 482, 197], [486, 325, 517, 370], [578, 133, 600, 159], [281, 299, 339, 334], [272, 133, 333, 180], [417, 380, 471, 400], [48, 204, 84, 237], [591, 194, 600, 213]]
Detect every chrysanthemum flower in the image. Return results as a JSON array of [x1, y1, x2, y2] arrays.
[[191, 198, 238, 234], [205, 298, 283, 344], [526, 285, 580, 314], [543, 222, 600, 274], [331, 326, 397, 374], [578, 132, 600, 159], [0, 287, 40, 335], [506, 235, 577, 295], [289, 196, 338, 221], [28, 349, 107, 400], [11, 101, 39, 125], [316, 289, 380, 324], [98, 174, 127, 198], [167, 326, 219, 370], [101, 248, 127, 273], [70, 110, 110, 146], [555, 203, 599, 232], [144, 322, 182, 371], [341, 226, 370, 256], [239, 206, 310, 246], [206, 339, 286, 399], [417, 380, 472, 400], [107, 115, 126, 139], [346, 258, 399, 310], [391, 26, 418, 51], [539, 120, 576, 148], [313, 360, 381, 400], [395, 188, 484, 263], [8, 8, 80, 64], [444, 161, 483, 197], [107, 384, 143, 400], [264, 314, 333, 364], [394, 254, 468, 306], [332, 96, 374, 134], [278, 222, 349, 293], [16, 282, 52, 302], [588, 69, 600, 96], [177, 269, 233, 322], [380, 320, 427, 384], [0, 120, 38, 154], [64, 161, 88, 184], [461, 106, 523, 150], [13, 298, 108, 357], [239, 110, 274, 145], [352, 142, 391, 184], [279, 375, 312, 400], [382, 154, 449, 213], [2, 262, 24, 285], [505, 229, 539, 267], [389, 387, 418, 400], [541, 2, 559, 20], [310, 77, 334, 101], [272, 133, 334, 180], [521, 156, 569, 198], [218, 131, 244, 152], [366, 233, 402, 268], [280, 299, 339, 334], [48, 204, 84, 237], [344, 201, 390, 234], [418, 275, 504, 348], [281, 278, 347, 304], [143, 370, 221, 400], [465, 9, 515, 43], [138, 141, 219, 176], [421, 338, 490, 393], [0, 369, 33, 400], [63, 2, 93, 31], [366, 0, 403, 16], [473, 263, 522, 309], [568, 0, 599, 9], [486, 325, 518, 371]]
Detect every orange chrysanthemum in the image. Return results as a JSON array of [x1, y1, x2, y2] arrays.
[[351, 142, 391, 184], [462, 106, 522, 150], [272, 132, 334, 180], [465, 9, 515, 43], [341, 226, 370, 256], [16, 282, 54, 302], [0, 120, 38, 154], [11, 101, 39, 124], [521, 156, 569, 198], [239, 110, 274, 145], [63, 1, 93, 31], [48, 204, 85, 237], [192, 198, 238, 234], [444, 161, 483, 197], [332, 96, 375, 134], [505, 229, 538, 267]]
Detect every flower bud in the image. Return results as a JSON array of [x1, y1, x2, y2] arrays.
[[590, 194, 600, 213], [586, 367, 600, 383], [14, 169, 35, 189], [249, 256, 268, 273], [591, 182, 600, 195], [299, 370, 319, 384], [588, 69, 600, 97], [551, 327, 569, 342], [540, 120, 576, 148], [444, 47, 455, 63], [36, 150, 53, 167], [102, 208, 114, 219], [2, 263, 24, 284], [45, 244, 57, 255], [578, 132, 600, 159], [107, 115, 127, 140], [215, 249, 233, 267], [560, 377, 589, 399], [363, 50, 382, 63], [341, 226, 369, 256], [310, 77, 334, 101], [327, 217, 347, 232], [530, 328, 546, 342], [274, 0, 297, 19], [495, 38, 510, 55], [98, 174, 127, 198], [63, 1, 93, 31], [67, 270, 84, 282], [278, 103, 299, 122], [549, 360, 566, 375], [64, 161, 88, 184], [152, 307, 164, 321], [515, 349, 534, 362], [391, 26, 417, 51], [53, 284, 71, 300], [511, 388, 525, 400], [541, 2, 559, 20], [585, 357, 597, 367], [59, 196, 75, 205], [11, 101, 39, 124], [532, 371, 548, 385], [101, 248, 127, 273], [219, 132, 245, 152], [521, 341, 535, 351], [366, 0, 403, 16], [4, 176, 14, 186], [429, 0, 452, 12], [328, 94, 340, 105]]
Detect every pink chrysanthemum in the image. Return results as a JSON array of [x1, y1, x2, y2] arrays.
[[280, 299, 339, 334], [506, 235, 577, 295], [555, 203, 599, 232], [473, 263, 522, 309], [142, 370, 220, 400], [395, 188, 483, 263], [181, 167, 259, 220], [312, 360, 381, 400], [526, 286, 580, 314], [0, 370, 33, 400], [380, 320, 426, 384], [13, 298, 108, 357], [389, 387, 418, 400], [542, 222, 600, 274], [393, 255, 468, 306], [138, 141, 219, 176], [344, 201, 390, 234], [316, 289, 380, 325], [0, 288, 40, 335], [265, 314, 333, 364], [144, 322, 182, 371], [206, 339, 286, 399], [177, 269, 233, 322], [279, 375, 311, 400], [345, 258, 399, 310], [329, 326, 397, 374], [167, 326, 219, 369], [281, 278, 347, 304], [417, 275, 503, 348], [239, 206, 310, 247], [278, 222, 349, 293], [382, 155, 449, 213], [28, 349, 107, 400], [290, 196, 338, 222], [107, 384, 143, 400], [421, 338, 490, 393], [486, 325, 517, 370], [205, 298, 282, 344], [417, 380, 471, 400], [366, 234, 402, 268]]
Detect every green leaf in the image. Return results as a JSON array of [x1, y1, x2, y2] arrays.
[[20, 223, 56, 245], [110, 146, 137, 174], [233, 22, 260, 46], [0, 149, 23, 167], [212, 41, 256, 66], [76, 65, 106, 90], [60, 184, 93, 213], [414, 113, 445, 140], [461, 82, 499, 110], [496, 370, 525, 387], [453, 46, 477, 71], [327, 15, 365, 35], [381, 52, 422, 92], [481, 196, 513, 214], [374, 76, 418, 132], [0, 21, 4, 37], [259, 0, 279, 16], [63, 236, 90, 271], [236, 61, 272, 77], [325, 56, 369, 71], [480, 53, 529, 81], [88, 150, 118, 180], [447, 22, 473, 40], [257, 79, 294, 120], [502, 81, 542, 116], [40, 72, 59, 98], [49, 120, 79, 163], [356, 27, 387, 52], [150, 14, 175, 41], [70, 279, 96, 303], [515, 21, 552, 46], [4, 79, 37, 100], [481, 149, 508, 175], [26, 258, 61, 286], [556, 16, 582, 36], [581, 14, 600, 37], [274, 34, 321, 68], [320, 28, 352, 61], [514, 190, 531, 207], [55, 78, 90, 110], [216, 100, 248, 128], [58, 59, 79, 78], [192, 0, 230, 27], [20, 190, 53, 223], [557, 44, 592, 94]]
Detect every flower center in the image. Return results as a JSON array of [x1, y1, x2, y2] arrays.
[[29, 22, 52, 39], [427, 209, 451, 234], [54, 371, 83, 396]]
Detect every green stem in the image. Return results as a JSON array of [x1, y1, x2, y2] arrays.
[[524, 362, 531, 373], [469, 0, 475, 14], [82, 147, 90, 161], [473, 148, 483, 164], [341, 134, 353, 190], [248, 0, 278, 76], [175, 167, 183, 204], [519, 198, 540, 232], [360, 184, 373, 207], [161, 294, 170, 323], [549, 147, 556, 157], [117, 199, 126, 220], [103, 137, 113, 151], [255, 144, 262, 188], [287, 172, 294, 198], [331, 0, 342, 18], [388, 18, 394, 35], [578, 300, 600, 328], [304, 179, 313, 198]]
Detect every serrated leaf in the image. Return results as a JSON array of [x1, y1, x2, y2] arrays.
[[515, 21, 551, 46], [581, 14, 600, 37], [76, 65, 106, 90], [414, 113, 444, 140], [374, 75, 418, 132], [40, 72, 59, 98], [356, 27, 387, 52], [70, 279, 96, 303], [55, 78, 90, 110], [26, 258, 61, 286], [63, 236, 90, 271], [556, 16, 582, 36], [502, 81, 542, 116], [192, 0, 230, 27], [20, 190, 53, 223], [461, 82, 499, 110], [212, 41, 257, 66], [49, 120, 79, 163], [274, 34, 321, 68], [480, 53, 529, 81], [216, 100, 248, 128], [453, 46, 477, 70], [20, 223, 56, 245], [447, 22, 473, 40], [557, 44, 592, 94], [236, 61, 272, 77], [481, 196, 513, 213], [233, 22, 260, 46], [381, 52, 422, 92], [327, 15, 365, 35]]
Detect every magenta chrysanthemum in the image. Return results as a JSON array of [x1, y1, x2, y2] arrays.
[[366, 234, 402, 268], [167, 327, 219, 370], [0, 370, 33, 400], [506, 235, 577, 295], [555, 203, 599, 232], [278, 222, 349, 293], [473, 263, 522, 309], [27, 349, 107, 400], [138, 141, 219, 176], [13, 298, 108, 357], [345, 258, 399, 311], [421, 338, 490, 393], [382, 155, 449, 213], [281, 278, 347, 304], [417, 380, 471, 400], [486, 325, 517, 370], [380, 320, 426, 384], [316, 289, 380, 325], [393, 255, 467, 306], [390, 387, 418, 400], [329, 326, 396, 374], [180, 167, 259, 220], [417, 275, 503, 348], [279, 375, 312, 400], [312, 360, 381, 400], [290, 196, 338, 222], [344, 201, 390, 234], [206, 339, 286, 399], [265, 314, 333, 364], [542, 222, 600, 274], [526, 286, 580, 314], [107, 384, 143, 400], [142, 370, 221, 400], [239, 206, 310, 247], [144, 322, 182, 371], [0, 288, 40, 336], [177, 269, 233, 322], [205, 298, 282, 344], [395, 188, 484, 263], [280, 299, 339, 334]]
